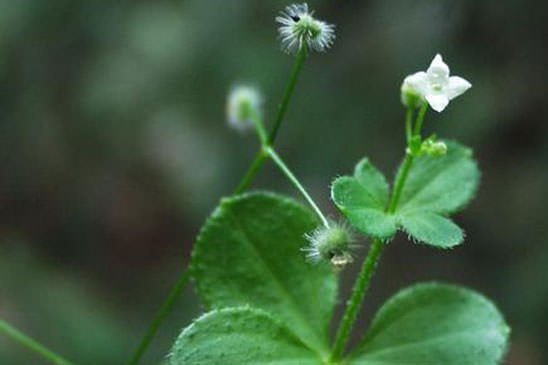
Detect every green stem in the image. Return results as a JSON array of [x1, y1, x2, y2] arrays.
[[387, 154, 414, 214], [234, 149, 269, 194], [413, 102, 428, 137], [390, 103, 428, 213], [249, 110, 268, 145], [235, 45, 308, 194], [331, 106, 428, 360], [268, 46, 307, 145], [405, 108, 413, 144], [128, 46, 309, 365], [267, 147, 329, 228], [0, 319, 73, 365], [127, 270, 191, 365], [330, 238, 383, 360]]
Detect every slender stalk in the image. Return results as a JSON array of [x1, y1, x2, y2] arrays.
[[235, 45, 308, 194], [268, 46, 307, 145], [390, 103, 428, 213], [331, 106, 429, 360], [387, 154, 414, 213], [412, 102, 428, 136], [127, 270, 191, 365], [405, 108, 413, 144], [128, 46, 309, 365], [0, 319, 73, 365], [330, 238, 383, 360], [249, 110, 268, 145], [267, 147, 329, 228], [234, 149, 269, 194]]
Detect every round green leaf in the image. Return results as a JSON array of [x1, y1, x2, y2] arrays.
[[353, 158, 390, 207], [398, 210, 464, 248], [397, 141, 480, 215], [349, 283, 510, 365], [170, 307, 322, 364], [332, 159, 396, 240], [191, 192, 337, 355]]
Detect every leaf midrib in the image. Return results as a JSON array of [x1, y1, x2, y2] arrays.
[[357, 178, 387, 209], [398, 156, 464, 212], [354, 327, 492, 360], [359, 298, 462, 343], [229, 208, 328, 357]]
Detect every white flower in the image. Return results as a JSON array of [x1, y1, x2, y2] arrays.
[[402, 54, 472, 112], [226, 86, 262, 132], [276, 3, 335, 54]]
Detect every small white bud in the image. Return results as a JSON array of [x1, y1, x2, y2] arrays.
[[401, 78, 424, 109], [226, 86, 262, 132], [302, 222, 355, 271], [276, 3, 335, 55]]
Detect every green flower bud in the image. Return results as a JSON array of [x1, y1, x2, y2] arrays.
[[226, 86, 262, 132], [421, 139, 447, 157], [400, 79, 424, 109]]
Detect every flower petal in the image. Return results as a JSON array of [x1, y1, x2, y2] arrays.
[[446, 76, 472, 100], [425, 93, 449, 112], [427, 54, 450, 81], [404, 71, 429, 96]]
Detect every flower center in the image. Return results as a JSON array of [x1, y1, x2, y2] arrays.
[[432, 83, 443, 92], [293, 15, 322, 39]]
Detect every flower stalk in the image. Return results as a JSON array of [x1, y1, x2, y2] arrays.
[[268, 46, 307, 145], [0, 318, 73, 365], [267, 146, 329, 228]]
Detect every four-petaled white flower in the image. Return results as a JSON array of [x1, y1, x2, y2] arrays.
[[403, 54, 472, 112], [226, 86, 262, 132], [276, 3, 335, 54]]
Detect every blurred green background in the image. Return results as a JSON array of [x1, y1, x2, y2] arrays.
[[1, 0, 547, 364]]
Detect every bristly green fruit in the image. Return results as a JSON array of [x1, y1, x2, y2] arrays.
[[191, 192, 337, 355], [332, 141, 479, 248], [303, 222, 355, 270]]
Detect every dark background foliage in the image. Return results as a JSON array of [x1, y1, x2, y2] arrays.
[[1, 1, 547, 363]]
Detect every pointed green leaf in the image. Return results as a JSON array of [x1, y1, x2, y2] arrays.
[[349, 283, 510, 365], [191, 192, 337, 354], [398, 141, 480, 215], [170, 307, 322, 365], [332, 159, 396, 239], [398, 210, 464, 248]]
